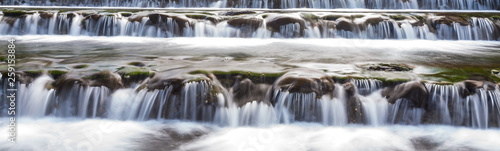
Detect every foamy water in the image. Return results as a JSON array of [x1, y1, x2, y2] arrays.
[[1, 118, 499, 151]]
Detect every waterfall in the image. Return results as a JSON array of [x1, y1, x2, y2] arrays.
[[4, 0, 499, 10], [2, 12, 499, 40], [3, 75, 500, 128]]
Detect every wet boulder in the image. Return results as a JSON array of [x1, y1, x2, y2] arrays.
[[87, 71, 124, 90], [222, 10, 256, 16], [227, 18, 263, 30], [382, 81, 428, 109], [147, 13, 191, 33], [147, 71, 211, 93], [432, 15, 470, 27], [455, 80, 497, 97], [39, 11, 54, 19], [336, 19, 354, 31], [231, 78, 272, 107], [364, 17, 386, 26], [344, 82, 365, 123], [53, 71, 123, 92], [273, 69, 335, 98], [266, 16, 306, 34]]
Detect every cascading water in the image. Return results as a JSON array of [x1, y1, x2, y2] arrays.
[[5, 75, 499, 128], [2, 0, 500, 150], [3, 0, 500, 10], [1, 12, 499, 40]]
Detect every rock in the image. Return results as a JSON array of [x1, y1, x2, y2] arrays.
[[492, 69, 500, 75], [90, 14, 102, 21], [367, 63, 412, 72], [227, 18, 263, 30], [231, 78, 272, 107], [364, 17, 385, 26], [344, 82, 356, 97], [54, 71, 123, 91], [222, 11, 255, 16], [382, 81, 428, 109], [128, 62, 145, 67], [147, 71, 210, 93], [2, 10, 29, 17], [87, 71, 124, 90], [456, 80, 498, 97], [273, 69, 335, 98], [336, 19, 354, 31], [343, 82, 365, 123], [266, 16, 306, 34], [39, 12, 54, 19], [433, 15, 470, 26], [1, 17, 18, 26], [148, 13, 190, 32]]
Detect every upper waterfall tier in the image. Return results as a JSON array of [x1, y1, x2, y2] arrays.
[[2, 0, 500, 10], [1, 10, 500, 40]]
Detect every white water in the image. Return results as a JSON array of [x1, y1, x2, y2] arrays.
[[4, 0, 500, 10], [4, 76, 500, 128], [1, 12, 498, 40], [4, 117, 500, 151]]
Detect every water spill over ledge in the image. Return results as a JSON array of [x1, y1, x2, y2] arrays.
[[1, 10, 499, 40], [2, 68, 499, 129]]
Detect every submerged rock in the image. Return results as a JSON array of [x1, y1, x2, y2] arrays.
[[273, 69, 335, 98], [382, 81, 428, 109]]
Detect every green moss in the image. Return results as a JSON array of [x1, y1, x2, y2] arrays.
[[351, 15, 365, 18], [1, 9, 30, 17], [0, 56, 6, 63], [73, 64, 89, 69], [128, 62, 145, 67], [389, 15, 407, 21], [189, 70, 284, 87], [414, 15, 426, 21], [322, 15, 342, 21], [262, 15, 268, 18], [422, 67, 500, 83], [48, 70, 68, 79], [186, 14, 208, 19], [301, 13, 320, 21]]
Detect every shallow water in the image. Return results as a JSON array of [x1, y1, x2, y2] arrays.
[[1, 118, 499, 151]]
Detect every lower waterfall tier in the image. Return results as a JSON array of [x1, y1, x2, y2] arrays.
[[2, 69, 499, 129]]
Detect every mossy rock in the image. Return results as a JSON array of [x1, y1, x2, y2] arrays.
[[301, 13, 320, 21], [223, 11, 256, 16], [73, 64, 89, 69], [189, 70, 283, 88], [1, 9, 31, 17], [389, 15, 407, 21], [48, 70, 68, 79], [128, 62, 146, 67], [322, 15, 343, 21], [367, 63, 413, 72], [227, 18, 263, 30]]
